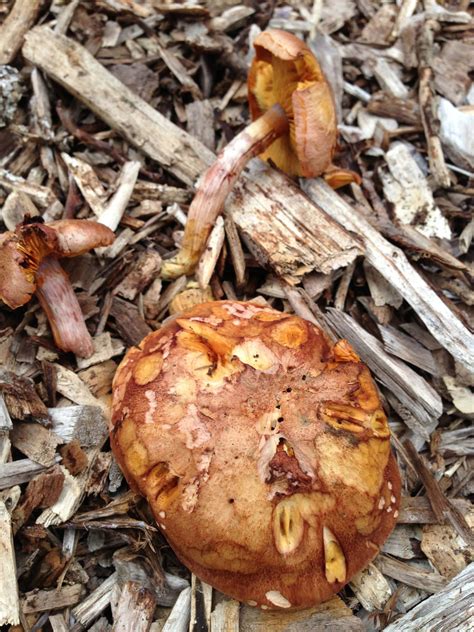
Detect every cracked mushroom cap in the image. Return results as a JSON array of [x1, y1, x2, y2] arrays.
[[0, 218, 114, 308], [248, 29, 337, 178], [110, 301, 400, 610]]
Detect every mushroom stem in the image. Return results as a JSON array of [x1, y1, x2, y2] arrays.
[[35, 257, 94, 358], [161, 104, 289, 280]]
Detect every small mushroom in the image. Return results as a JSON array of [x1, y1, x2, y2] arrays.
[[161, 29, 360, 280], [0, 218, 114, 357], [110, 300, 400, 609]]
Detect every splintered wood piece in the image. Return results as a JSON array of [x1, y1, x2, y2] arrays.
[[48, 405, 108, 447], [0, 458, 50, 490], [114, 251, 163, 301], [0, 500, 20, 626], [61, 153, 107, 216], [53, 364, 109, 415], [303, 179, 474, 371], [0, 395, 12, 431], [10, 421, 62, 466], [12, 465, 65, 533], [22, 28, 362, 282], [399, 496, 471, 525], [404, 441, 474, 546], [197, 216, 225, 289], [71, 572, 118, 631], [421, 516, 474, 580], [375, 555, 446, 593], [0, 0, 42, 64], [22, 584, 83, 613], [325, 308, 442, 436], [112, 581, 156, 632], [98, 160, 141, 232], [239, 596, 363, 631], [417, 20, 451, 188], [378, 325, 439, 375], [383, 525, 420, 560], [383, 563, 474, 632], [49, 613, 69, 632], [224, 215, 246, 289], [76, 333, 124, 371], [162, 586, 191, 632], [36, 464, 88, 527], [349, 563, 392, 612], [380, 143, 451, 239], [0, 370, 49, 421], [0, 168, 58, 207], [210, 598, 239, 632], [110, 297, 152, 346], [2, 190, 40, 230]]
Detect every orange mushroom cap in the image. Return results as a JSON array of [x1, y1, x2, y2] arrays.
[[248, 29, 338, 178], [110, 300, 401, 610], [0, 218, 114, 309]]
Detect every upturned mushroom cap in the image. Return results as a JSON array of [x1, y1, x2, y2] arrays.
[[110, 301, 400, 610], [248, 29, 337, 178], [0, 219, 114, 308]]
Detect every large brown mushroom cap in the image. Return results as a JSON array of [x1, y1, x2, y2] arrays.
[[110, 301, 400, 610], [248, 29, 337, 178]]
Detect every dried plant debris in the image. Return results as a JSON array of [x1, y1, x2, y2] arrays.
[[0, 0, 472, 630]]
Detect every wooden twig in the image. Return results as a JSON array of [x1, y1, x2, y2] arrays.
[[303, 179, 474, 371], [0, 0, 42, 64], [417, 19, 451, 188], [375, 554, 446, 592]]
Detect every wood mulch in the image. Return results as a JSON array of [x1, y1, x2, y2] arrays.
[[0, 0, 472, 630]]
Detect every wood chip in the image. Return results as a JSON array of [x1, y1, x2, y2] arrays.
[[109, 297, 152, 346], [113, 581, 156, 632], [378, 324, 439, 375], [0, 370, 49, 421], [384, 563, 474, 631], [0, 500, 20, 625], [349, 563, 392, 611], [114, 251, 162, 301], [240, 595, 363, 631], [375, 555, 447, 593], [22, 583, 83, 613], [0, 0, 42, 65], [10, 421, 61, 466]]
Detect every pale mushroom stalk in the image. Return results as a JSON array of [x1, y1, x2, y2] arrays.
[[36, 257, 94, 358], [161, 104, 289, 279], [161, 29, 358, 281]]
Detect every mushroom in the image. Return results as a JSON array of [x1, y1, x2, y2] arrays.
[[0, 218, 114, 357], [110, 300, 401, 609], [161, 29, 360, 280]]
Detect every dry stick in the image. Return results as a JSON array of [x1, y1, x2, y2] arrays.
[[23, 27, 360, 284], [417, 19, 451, 188], [0, 0, 42, 64]]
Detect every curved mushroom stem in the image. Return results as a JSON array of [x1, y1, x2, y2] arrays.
[[161, 104, 289, 280], [36, 257, 94, 358]]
